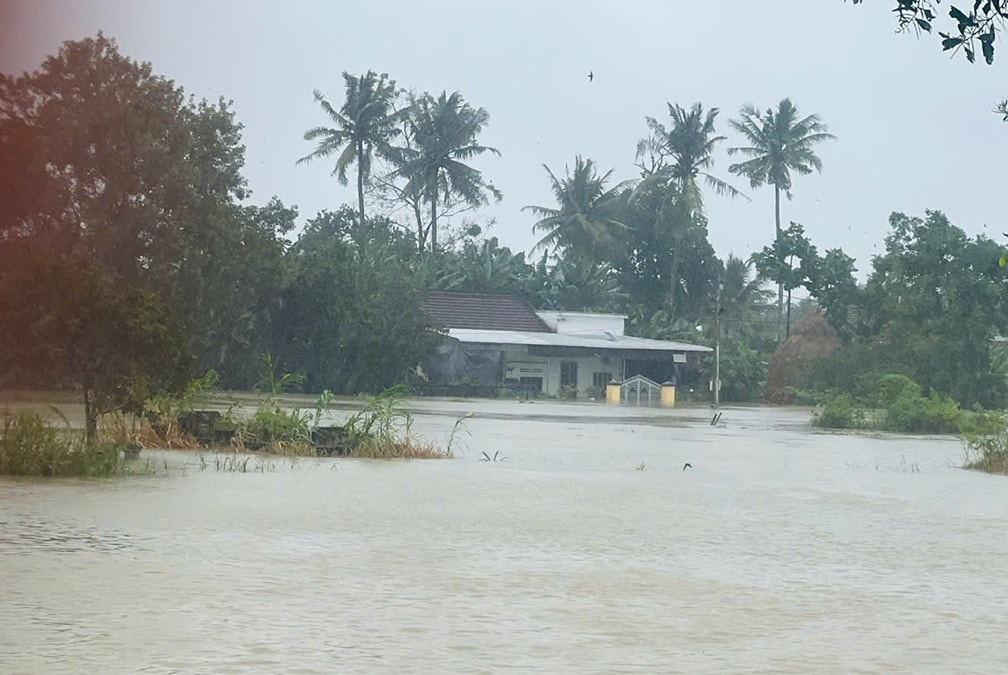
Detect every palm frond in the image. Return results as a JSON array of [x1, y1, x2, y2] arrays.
[[702, 172, 749, 200]]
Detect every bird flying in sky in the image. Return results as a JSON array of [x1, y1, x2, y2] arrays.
[[588, 70, 593, 82]]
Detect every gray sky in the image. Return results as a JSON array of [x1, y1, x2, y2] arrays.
[[3, 0, 1007, 281]]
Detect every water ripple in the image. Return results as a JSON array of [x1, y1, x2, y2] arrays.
[[1, 405, 1007, 673]]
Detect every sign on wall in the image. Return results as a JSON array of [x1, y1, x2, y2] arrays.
[[505, 362, 547, 377]]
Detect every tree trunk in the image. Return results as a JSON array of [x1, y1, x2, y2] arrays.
[[356, 142, 366, 232], [667, 245, 681, 313], [786, 286, 792, 340], [83, 388, 98, 446], [430, 186, 439, 253], [774, 185, 783, 346], [413, 199, 425, 254]]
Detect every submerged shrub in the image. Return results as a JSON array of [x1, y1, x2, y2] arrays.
[[963, 433, 1008, 475], [238, 405, 311, 447], [883, 390, 961, 434], [812, 393, 864, 429], [352, 436, 452, 459], [1, 412, 122, 477], [344, 385, 452, 459], [871, 373, 922, 407], [957, 407, 1007, 436]]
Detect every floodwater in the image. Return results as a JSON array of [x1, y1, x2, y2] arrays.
[[2, 398, 1007, 674]]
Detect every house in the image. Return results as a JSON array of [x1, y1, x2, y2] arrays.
[[421, 291, 712, 398]]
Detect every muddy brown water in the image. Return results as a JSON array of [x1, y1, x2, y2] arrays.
[[2, 398, 1007, 673]]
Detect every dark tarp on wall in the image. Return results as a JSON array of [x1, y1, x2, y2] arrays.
[[427, 339, 503, 384]]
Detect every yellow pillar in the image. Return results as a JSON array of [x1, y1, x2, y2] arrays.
[[606, 380, 621, 404], [661, 382, 676, 407]]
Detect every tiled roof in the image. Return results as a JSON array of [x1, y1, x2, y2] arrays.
[[422, 292, 552, 332]]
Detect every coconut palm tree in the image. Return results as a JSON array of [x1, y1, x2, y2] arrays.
[[719, 254, 773, 341], [635, 102, 745, 207], [524, 155, 632, 257], [727, 98, 835, 344], [626, 104, 744, 315], [400, 91, 501, 252], [298, 71, 400, 230]]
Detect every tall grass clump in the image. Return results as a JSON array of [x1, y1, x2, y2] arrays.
[[229, 354, 314, 455], [143, 368, 221, 446], [963, 433, 1008, 475], [1, 412, 122, 477], [345, 385, 452, 459]]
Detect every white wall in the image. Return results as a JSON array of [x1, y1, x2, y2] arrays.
[[536, 311, 626, 336], [545, 354, 621, 398], [500, 346, 621, 397]]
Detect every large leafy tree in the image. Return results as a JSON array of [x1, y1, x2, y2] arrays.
[[0, 245, 191, 443], [399, 91, 501, 252], [436, 235, 536, 297], [727, 98, 835, 344], [617, 173, 718, 319], [806, 247, 861, 340], [824, 211, 1008, 408], [538, 253, 627, 312], [1, 33, 190, 281], [175, 197, 296, 388], [298, 70, 401, 230], [751, 222, 819, 340], [2, 34, 302, 389], [524, 155, 631, 257], [274, 208, 439, 393], [1, 34, 301, 394]]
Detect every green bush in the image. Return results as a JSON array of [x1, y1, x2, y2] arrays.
[[785, 387, 832, 406], [883, 390, 961, 434], [957, 407, 1007, 436], [557, 384, 578, 401], [812, 393, 865, 429], [871, 373, 922, 407], [240, 405, 311, 446], [1, 412, 122, 477], [809, 372, 1005, 436]]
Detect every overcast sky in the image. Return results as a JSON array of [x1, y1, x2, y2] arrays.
[[3, 0, 1007, 281]]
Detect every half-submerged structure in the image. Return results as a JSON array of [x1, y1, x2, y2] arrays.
[[420, 291, 711, 399]]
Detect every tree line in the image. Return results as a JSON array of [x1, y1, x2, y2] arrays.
[[2, 32, 1007, 435]]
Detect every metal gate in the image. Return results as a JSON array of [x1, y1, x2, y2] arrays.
[[620, 375, 662, 406]]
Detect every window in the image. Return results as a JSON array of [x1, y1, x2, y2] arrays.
[[560, 361, 578, 388], [518, 376, 543, 393], [593, 372, 613, 388]]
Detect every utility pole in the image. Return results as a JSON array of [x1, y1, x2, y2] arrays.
[[714, 280, 722, 407]]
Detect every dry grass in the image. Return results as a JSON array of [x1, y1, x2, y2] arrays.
[[230, 437, 317, 457], [352, 436, 452, 459], [98, 412, 199, 450], [766, 310, 839, 402]]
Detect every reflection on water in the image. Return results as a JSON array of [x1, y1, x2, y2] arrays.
[[2, 401, 1007, 673]]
